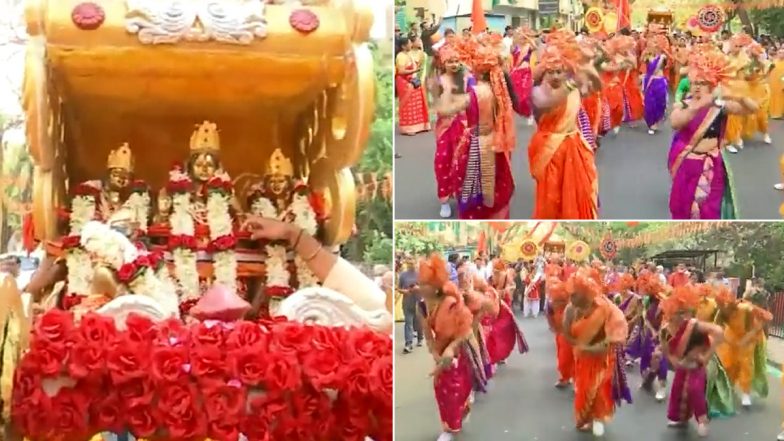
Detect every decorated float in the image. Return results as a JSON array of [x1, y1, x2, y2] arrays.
[[5, 0, 391, 439]]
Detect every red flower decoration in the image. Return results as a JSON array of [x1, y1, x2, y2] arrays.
[[73, 183, 100, 197], [62, 235, 81, 250], [117, 262, 138, 283], [290, 9, 320, 33], [167, 178, 191, 195], [61, 294, 83, 311], [169, 234, 197, 251], [72, 2, 105, 30], [266, 285, 295, 298], [12, 311, 393, 440], [210, 234, 237, 252]]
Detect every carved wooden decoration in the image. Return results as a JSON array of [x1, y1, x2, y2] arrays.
[[124, 0, 268, 45]]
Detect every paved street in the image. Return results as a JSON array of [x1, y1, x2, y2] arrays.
[[394, 315, 783, 441], [395, 117, 784, 219]]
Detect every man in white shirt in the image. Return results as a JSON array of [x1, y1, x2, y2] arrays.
[[502, 26, 514, 53], [656, 265, 667, 285]]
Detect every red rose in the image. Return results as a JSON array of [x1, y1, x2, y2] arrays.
[[190, 345, 227, 388], [90, 391, 124, 433], [191, 322, 226, 347], [203, 383, 246, 423], [134, 254, 151, 269], [117, 262, 137, 282], [302, 348, 343, 390], [157, 382, 197, 418], [67, 337, 106, 379], [151, 345, 189, 384], [33, 309, 74, 347], [310, 325, 342, 351], [269, 321, 313, 357], [343, 359, 372, 399], [126, 313, 157, 344], [61, 294, 83, 311], [46, 388, 90, 439], [117, 377, 155, 408], [208, 419, 242, 441], [62, 235, 81, 249], [125, 404, 159, 437], [334, 397, 371, 440], [226, 321, 268, 352], [345, 327, 389, 361], [78, 312, 117, 345], [230, 349, 266, 386], [212, 234, 237, 252], [291, 388, 332, 425], [263, 352, 302, 392], [107, 338, 150, 384], [12, 360, 46, 406], [369, 355, 393, 403], [157, 318, 190, 345], [29, 339, 67, 376], [158, 384, 207, 440]]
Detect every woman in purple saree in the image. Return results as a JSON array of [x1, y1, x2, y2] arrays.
[[643, 42, 669, 135], [661, 285, 725, 438], [668, 50, 758, 220]]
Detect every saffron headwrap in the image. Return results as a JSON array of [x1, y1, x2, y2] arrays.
[[729, 32, 753, 49], [661, 284, 700, 319], [419, 254, 462, 301], [567, 268, 601, 300], [619, 273, 636, 291], [468, 43, 515, 153], [713, 285, 736, 308], [688, 48, 732, 87], [548, 277, 569, 302], [697, 283, 715, 299], [438, 43, 461, 63]]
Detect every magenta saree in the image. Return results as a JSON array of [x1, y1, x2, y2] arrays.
[[668, 106, 736, 219], [435, 111, 469, 200], [666, 320, 709, 423]]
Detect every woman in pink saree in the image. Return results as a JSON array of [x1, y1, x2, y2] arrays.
[[509, 28, 536, 123], [453, 40, 516, 219], [485, 261, 529, 365], [396, 36, 431, 135], [419, 254, 486, 441], [668, 49, 757, 219], [433, 44, 472, 218], [662, 285, 724, 437]]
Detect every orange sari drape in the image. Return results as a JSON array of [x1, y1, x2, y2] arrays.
[[548, 302, 574, 382], [602, 71, 624, 128], [569, 297, 628, 427], [528, 89, 598, 219]]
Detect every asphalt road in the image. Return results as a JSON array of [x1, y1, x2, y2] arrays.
[[394, 314, 783, 441], [394, 116, 784, 219]]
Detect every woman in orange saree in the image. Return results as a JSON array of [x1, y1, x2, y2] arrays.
[[564, 269, 629, 437], [396, 36, 431, 136], [545, 277, 574, 388], [486, 260, 528, 365], [529, 42, 600, 220], [419, 254, 486, 441]]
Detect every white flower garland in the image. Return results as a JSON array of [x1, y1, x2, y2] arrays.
[[66, 194, 97, 297], [207, 172, 237, 293], [251, 197, 290, 291], [291, 191, 319, 288], [250, 188, 321, 294], [170, 189, 200, 303], [126, 191, 151, 233]]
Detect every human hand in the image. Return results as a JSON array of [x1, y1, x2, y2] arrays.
[[241, 215, 298, 242]]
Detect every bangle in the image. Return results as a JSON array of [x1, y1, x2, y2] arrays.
[[291, 228, 304, 250], [304, 245, 322, 262]]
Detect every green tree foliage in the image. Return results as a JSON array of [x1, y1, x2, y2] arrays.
[[344, 41, 393, 265], [750, 8, 784, 37], [394, 223, 442, 257]]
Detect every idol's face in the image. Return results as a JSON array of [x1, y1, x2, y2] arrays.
[[265, 173, 292, 198], [107, 168, 130, 191], [190, 153, 218, 183]]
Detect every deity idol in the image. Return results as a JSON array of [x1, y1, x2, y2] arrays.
[[165, 121, 239, 310], [63, 143, 151, 303], [247, 148, 321, 313]]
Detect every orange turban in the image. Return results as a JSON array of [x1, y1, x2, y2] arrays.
[[714, 285, 736, 308], [661, 285, 700, 319], [493, 259, 506, 273], [466, 42, 515, 154], [688, 49, 732, 87], [619, 273, 636, 291], [438, 44, 461, 63], [697, 283, 715, 299], [548, 277, 569, 302], [419, 254, 448, 289], [567, 268, 601, 300]]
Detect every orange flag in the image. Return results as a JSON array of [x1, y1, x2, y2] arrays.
[[471, 0, 487, 34]]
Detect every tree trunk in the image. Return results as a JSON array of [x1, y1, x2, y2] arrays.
[[735, 2, 755, 35]]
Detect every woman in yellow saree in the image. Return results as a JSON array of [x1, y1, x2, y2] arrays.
[[768, 47, 784, 119], [563, 269, 629, 437]]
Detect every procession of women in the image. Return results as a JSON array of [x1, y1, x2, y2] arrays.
[[395, 8, 784, 220]]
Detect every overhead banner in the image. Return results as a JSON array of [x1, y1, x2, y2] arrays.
[[539, 0, 558, 16]]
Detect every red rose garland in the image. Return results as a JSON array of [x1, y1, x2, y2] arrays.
[[13, 310, 392, 441]]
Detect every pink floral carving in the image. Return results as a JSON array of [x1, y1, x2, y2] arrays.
[[72, 2, 105, 31], [290, 9, 319, 34]]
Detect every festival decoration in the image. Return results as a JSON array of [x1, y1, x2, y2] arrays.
[[615, 222, 726, 249], [566, 241, 590, 263], [585, 7, 604, 34], [12, 310, 393, 441], [603, 12, 618, 34], [600, 235, 617, 261], [697, 5, 724, 33], [520, 239, 540, 261]]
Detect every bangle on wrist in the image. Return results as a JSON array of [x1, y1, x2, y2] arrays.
[[304, 245, 322, 262], [291, 228, 305, 249]]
